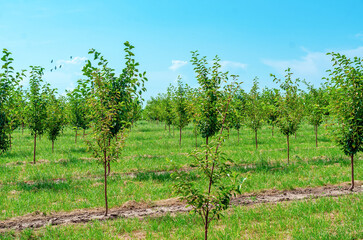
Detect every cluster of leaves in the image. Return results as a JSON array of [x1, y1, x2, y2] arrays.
[[191, 52, 226, 140]]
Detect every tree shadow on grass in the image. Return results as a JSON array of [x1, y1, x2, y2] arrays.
[[17, 179, 69, 192], [135, 172, 173, 182], [232, 160, 288, 174], [308, 156, 350, 166]]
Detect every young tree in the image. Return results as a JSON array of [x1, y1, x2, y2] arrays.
[[271, 68, 304, 163], [15, 85, 27, 135], [144, 96, 163, 122], [0, 108, 7, 155], [128, 99, 143, 128], [231, 89, 246, 143], [262, 87, 280, 137], [190, 52, 225, 147], [186, 87, 201, 149], [175, 51, 244, 240], [172, 77, 190, 146], [0, 49, 25, 152], [304, 82, 328, 147], [164, 86, 175, 134], [6, 84, 26, 148], [82, 41, 146, 215], [0, 49, 13, 154], [174, 78, 243, 240], [326, 53, 363, 191], [27, 66, 47, 163], [67, 80, 91, 143], [45, 89, 66, 153], [244, 78, 265, 149]]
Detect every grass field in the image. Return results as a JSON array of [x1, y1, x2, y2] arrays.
[[0, 121, 362, 239]]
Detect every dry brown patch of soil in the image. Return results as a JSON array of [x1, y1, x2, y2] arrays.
[[0, 183, 361, 232]]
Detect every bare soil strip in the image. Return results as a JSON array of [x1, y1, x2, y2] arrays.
[[0, 183, 361, 232]]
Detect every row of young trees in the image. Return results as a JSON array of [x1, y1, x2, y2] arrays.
[[144, 54, 362, 191], [154, 53, 363, 239], [144, 68, 329, 160], [0, 43, 146, 217], [0, 47, 144, 159]]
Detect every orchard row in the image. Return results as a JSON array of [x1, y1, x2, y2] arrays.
[[1, 45, 362, 239]]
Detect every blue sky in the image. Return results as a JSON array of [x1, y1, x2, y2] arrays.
[[1, 0, 362, 101]]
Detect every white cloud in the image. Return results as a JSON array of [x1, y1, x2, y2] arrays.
[[57, 56, 88, 65], [262, 46, 363, 81], [169, 60, 188, 71], [220, 61, 247, 70]]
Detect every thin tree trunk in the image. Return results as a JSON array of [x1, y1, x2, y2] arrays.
[[237, 129, 239, 144], [116, 135, 119, 158], [227, 128, 230, 139], [52, 140, 54, 153], [195, 132, 198, 149], [204, 213, 209, 240], [287, 135, 290, 164], [206, 136, 209, 168], [315, 125, 318, 148], [75, 128, 77, 143], [179, 127, 182, 146], [104, 151, 108, 216], [9, 133, 11, 149], [33, 133, 37, 164], [349, 154, 354, 191], [107, 138, 111, 176], [272, 125, 274, 137], [255, 130, 258, 150]]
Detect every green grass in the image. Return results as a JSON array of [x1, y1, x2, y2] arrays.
[[0, 121, 362, 238], [1, 194, 361, 239]]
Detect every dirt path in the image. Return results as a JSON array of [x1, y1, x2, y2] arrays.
[[0, 183, 361, 232]]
